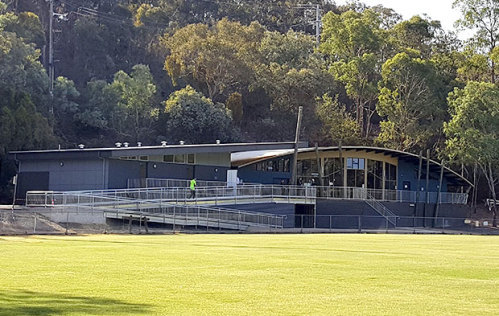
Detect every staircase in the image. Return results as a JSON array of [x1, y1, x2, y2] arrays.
[[364, 193, 398, 226]]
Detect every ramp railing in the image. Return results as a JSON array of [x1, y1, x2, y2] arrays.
[[26, 185, 317, 207], [25, 190, 285, 230], [127, 178, 227, 189], [101, 203, 285, 229]]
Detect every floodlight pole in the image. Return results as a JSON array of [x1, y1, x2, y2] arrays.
[[290, 106, 303, 185]]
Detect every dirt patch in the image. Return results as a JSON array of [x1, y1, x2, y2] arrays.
[[0, 211, 68, 235]]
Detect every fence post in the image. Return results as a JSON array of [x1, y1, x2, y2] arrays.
[[65, 211, 69, 235], [173, 206, 176, 232], [329, 216, 332, 232], [139, 213, 142, 234], [33, 212, 37, 234], [358, 216, 362, 233]]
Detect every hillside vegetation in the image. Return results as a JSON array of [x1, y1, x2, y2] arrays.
[[0, 1, 497, 209]]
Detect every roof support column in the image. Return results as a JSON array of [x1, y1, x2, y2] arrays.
[[382, 161, 386, 201]]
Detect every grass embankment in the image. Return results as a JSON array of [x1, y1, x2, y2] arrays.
[[1, 234, 498, 315]]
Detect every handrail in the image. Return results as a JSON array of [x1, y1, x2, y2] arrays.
[[314, 186, 468, 204], [26, 185, 317, 207], [24, 189, 288, 230], [73, 196, 285, 229], [365, 193, 397, 226], [128, 178, 227, 189]]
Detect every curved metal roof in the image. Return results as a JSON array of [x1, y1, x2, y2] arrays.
[[235, 146, 472, 187]]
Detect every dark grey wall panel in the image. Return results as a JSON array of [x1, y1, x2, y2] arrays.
[[16, 172, 49, 200], [107, 160, 143, 189], [20, 159, 105, 192], [148, 162, 192, 180], [194, 165, 228, 181]]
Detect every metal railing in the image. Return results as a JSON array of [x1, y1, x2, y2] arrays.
[[127, 178, 227, 189], [364, 193, 398, 226], [314, 186, 468, 204], [26, 185, 317, 207], [294, 215, 497, 233], [24, 192, 285, 230], [101, 203, 285, 230]]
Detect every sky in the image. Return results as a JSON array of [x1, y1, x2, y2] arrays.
[[335, 0, 474, 39]]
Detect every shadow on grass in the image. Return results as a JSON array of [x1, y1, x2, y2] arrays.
[[0, 290, 151, 315]]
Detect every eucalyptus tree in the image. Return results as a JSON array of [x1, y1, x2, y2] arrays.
[[377, 52, 447, 151], [454, 0, 499, 82], [445, 81, 499, 225]]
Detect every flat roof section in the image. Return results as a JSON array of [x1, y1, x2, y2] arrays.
[[9, 142, 309, 161]]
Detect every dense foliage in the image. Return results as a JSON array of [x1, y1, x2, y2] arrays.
[[0, 0, 497, 204]]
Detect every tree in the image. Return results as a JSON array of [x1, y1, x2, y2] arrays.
[[377, 52, 447, 151], [164, 86, 236, 144], [0, 92, 56, 203], [254, 30, 336, 140], [320, 9, 383, 61], [226, 92, 243, 124], [0, 30, 48, 99], [445, 81, 499, 225], [0, 11, 44, 46], [163, 19, 265, 101], [76, 80, 120, 132], [316, 94, 362, 145], [330, 53, 379, 138], [457, 50, 490, 82], [390, 15, 443, 58], [454, 0, 499, 82], [111, 64, 158, 142], [320, 9, 385, 139]]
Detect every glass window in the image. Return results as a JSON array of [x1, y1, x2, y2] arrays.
[[278, 159, 284, 172], [367, 160, 383, 190], [187, 154, 195, 164], [284, 159, 290, 172], [385, 163, 397, 190], [324, 158, 342, 186], [139, 156, 148, 161], [174, 154, 185, 163], [347, 169, 365, 187], [297, 159, 319, 184], [163, 155, 174, 162], [347, 158, 365, 170]]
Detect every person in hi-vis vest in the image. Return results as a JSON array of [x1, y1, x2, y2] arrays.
[[189, 178, 197, 198]]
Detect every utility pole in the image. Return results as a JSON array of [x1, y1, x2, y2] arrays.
[[45, 0, 68, 116], [290, 106, 303, 185], [314, 4, 321, 46], [48, 0, 54, 103], [296, 4, 322, 47]]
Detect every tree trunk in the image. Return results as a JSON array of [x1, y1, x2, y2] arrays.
[[491, 59, 495, 84], [481, 162, 498, 227], [488, 162, 497, 227]]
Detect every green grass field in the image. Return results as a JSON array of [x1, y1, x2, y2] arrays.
[[1, 234, 498, 315]]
